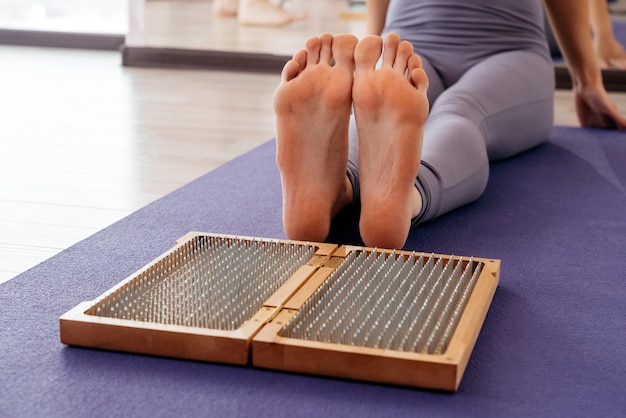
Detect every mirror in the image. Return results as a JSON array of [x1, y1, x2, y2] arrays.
[[129, 0, 365, 54]]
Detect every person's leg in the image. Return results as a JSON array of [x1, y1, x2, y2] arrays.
[[275, 33, 358, 242], [352, 34, 430, 249], [276, 34, 551, 247], [346, 44, 445, 201], [415, 49, 555, 224]]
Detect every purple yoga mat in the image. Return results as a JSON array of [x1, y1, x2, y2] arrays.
[[1, 126, 625, 417]]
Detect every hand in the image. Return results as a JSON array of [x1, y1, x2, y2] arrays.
[[594, 37, 626, 70], [574, 84, 626, 129]]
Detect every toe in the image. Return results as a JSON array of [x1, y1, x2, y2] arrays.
[[407, 52, 422, 73], [305, 36, 321, 65], [408, 54, 428, 90], [411, 67, 429, 92], [281, 59, 301, 82], [318, 33, 334, 65], [393, 40, 415, 72], [355, 35, 383, 72], [331, 33, 358, 68], [382, 33, 401, 68], [282, 49, 307, 81]]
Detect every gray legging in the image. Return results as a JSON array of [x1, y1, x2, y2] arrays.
[[347, 0, 555, 225]]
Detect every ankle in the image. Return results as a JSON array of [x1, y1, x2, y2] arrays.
[[331, 176, 354, 217], [410, 185, 423, 219]]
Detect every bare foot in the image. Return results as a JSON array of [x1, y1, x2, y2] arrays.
[[238, 0, 306, 27], [353, 33, 429, 249], [213, 0, 238, 17], [275, 33, 358, 242]]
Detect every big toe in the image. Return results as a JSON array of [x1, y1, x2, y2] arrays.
[[331, 34, 359, 68], [355, 35, 383, 72]]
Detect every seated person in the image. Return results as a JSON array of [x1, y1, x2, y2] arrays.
[[274, 0, 626, 249]]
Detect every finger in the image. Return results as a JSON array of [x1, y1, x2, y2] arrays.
[[613, 114, 626, 130], [605, 104, 626, 130], [600, 114, 618, 129]]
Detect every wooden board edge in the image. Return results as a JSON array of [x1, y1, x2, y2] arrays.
[[444, 258, 500, 388], [59, 302, 258, 365], [252, 323, 460, 391]]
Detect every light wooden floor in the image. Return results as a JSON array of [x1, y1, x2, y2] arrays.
[[0, 45, 278, 283], [1, 1, 626, 284]]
